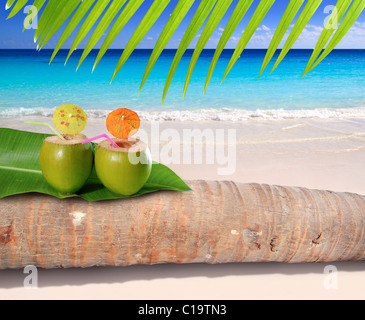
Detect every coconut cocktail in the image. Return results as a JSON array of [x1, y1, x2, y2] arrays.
[[40, 134, 93, 194], [95, 138, 152, 196], [88, 108, 152, 196], [39, 105, 93, 194]]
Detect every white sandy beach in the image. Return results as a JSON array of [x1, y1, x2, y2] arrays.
[[0, 115, 365, 300]]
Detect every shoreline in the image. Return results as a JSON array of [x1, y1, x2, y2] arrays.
[[1, 106, 365, 121]]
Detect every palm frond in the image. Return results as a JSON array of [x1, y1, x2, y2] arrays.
[[38, 0, 80, 50], [34, 0, 68, 44], [140, 0, 195, 94], [302, 0, 352, 77], [3, 0, 365, 101], [183, 0, 234, 100], [77, 0, 128, 71], [93, 0, 145, 72], [306, 0, 365, 74], [270, 0, 322, 74], [204, 0, 253, 94], [50, 0, 96, 63], [222, 0, 275, 82], [111, 0, 171, 83], [6, 0, 28, 19], [5, 0, 17, 10], [162, 0, 217, 104], [65, 0, 111, 64], [259, 0, 305, 78]]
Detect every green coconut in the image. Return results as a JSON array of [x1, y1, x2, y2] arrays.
[[95, 138, 152, 196], [40, 134, 94, 194]]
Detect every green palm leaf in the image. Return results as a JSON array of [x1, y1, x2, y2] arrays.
[[302, 0, 352, 77], [6, 0, 28, 19], [204, 0, 253, 94], [38, 0, 80, 50], [50, 0, 96, 63], [270, 0, 322, 74], [23, 0, 46, 31], [5, 0, 17, 10], [183, 0, 234, 100], [93, 0, 145, 72], [139, 0, 195, 94], [162, 0, 217, 104], [34, 0, 69, 44], [259, 0, 305, 78], [77, 0, 128, 71], [111, 0, 171, 83], [65, 0, 111, 64], [306, 0, 365, 73], [222, 0, 275, 83]]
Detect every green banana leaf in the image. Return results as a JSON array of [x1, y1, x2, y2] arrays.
[[0, 128, 191, 201]]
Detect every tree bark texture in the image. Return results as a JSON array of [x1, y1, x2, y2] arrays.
[[1, 181, 365, 269]]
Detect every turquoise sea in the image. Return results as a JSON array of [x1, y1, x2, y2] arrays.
[[1, 49, 365, 120]]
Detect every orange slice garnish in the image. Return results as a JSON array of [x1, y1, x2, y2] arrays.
[[106, 108, 140, 139]]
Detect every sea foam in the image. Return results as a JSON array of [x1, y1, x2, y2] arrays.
[[2, 107, 365, 121]]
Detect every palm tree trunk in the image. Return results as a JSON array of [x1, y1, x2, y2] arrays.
[[1, 180, 365, 269]]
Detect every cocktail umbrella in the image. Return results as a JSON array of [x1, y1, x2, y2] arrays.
[[53, 104, 87, 135], [106, 108, 140, 139]]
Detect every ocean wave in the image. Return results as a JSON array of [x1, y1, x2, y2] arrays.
[[2, 106, 365, 121]]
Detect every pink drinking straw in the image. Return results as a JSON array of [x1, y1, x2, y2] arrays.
[[82, 134, 119, 148]]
